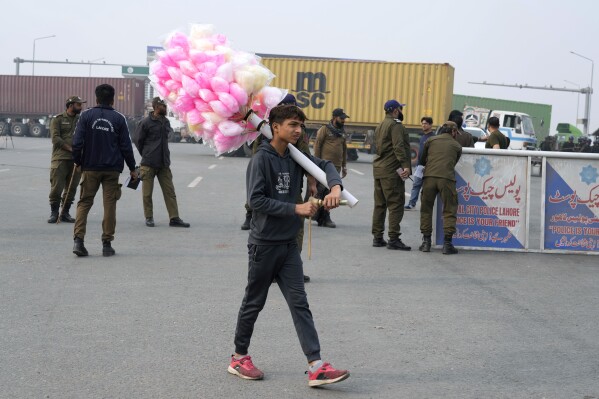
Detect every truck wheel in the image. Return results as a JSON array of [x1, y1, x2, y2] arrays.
[[347, 149, 359, 161], [11, 123, 28, 137], [410, 144, 419, 167], [29, 123, 46, 138]]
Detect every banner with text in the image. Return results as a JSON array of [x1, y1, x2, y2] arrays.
[[544, 158, 599, 252], [436, 154, 527, 249]]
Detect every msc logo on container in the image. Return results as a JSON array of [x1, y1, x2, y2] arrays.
[[292, 72, 330, 109]]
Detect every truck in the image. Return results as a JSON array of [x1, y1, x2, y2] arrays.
[[0, 75, 146, 138], [462, 105, 537, 150], [260, 56, 455, 161]]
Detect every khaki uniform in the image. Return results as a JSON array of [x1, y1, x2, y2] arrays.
[[314, 125, 347, 170], [371, 115, 411, 240], [49, 112, 81, 206], [485, 130, 508, 149], [455, 128, 474, 148], [419, 133, 462, 236]]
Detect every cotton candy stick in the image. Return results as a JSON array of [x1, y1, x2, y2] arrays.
[[246, 112, 359, 207]]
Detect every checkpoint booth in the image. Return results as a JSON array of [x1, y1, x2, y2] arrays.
[[434, 148, 599, 255]]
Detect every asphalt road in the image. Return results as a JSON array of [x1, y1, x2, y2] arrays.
[[1, 138, 598, 399]]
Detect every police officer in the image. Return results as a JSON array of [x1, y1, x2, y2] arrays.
[[448, 110, 474, 148], [47, 96, 85, 223], [371, 100, 412, 250], [485, 117, 508, 149], [418, 121, 462, 255]]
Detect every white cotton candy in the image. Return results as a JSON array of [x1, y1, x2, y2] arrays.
[[218, 120, 244, 137]]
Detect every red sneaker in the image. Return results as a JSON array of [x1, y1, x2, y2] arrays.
[[228, 355, 264, 380], [307, 362, 350, 387]]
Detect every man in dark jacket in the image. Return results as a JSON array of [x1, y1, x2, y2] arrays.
[[229, 105, 349, 386], [448, 110, 474, 148], [71, 84, 137, 257], [135, 97, 190, 228]]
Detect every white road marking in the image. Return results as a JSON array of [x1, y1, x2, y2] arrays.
[[218, 156, 224, 160], [350, 168, 364, 175], [208, 164, 217, 170], [0, 169, 9, 173], [188, 176, 203, 188]]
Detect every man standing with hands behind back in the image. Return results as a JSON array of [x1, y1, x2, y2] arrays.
[[135, 97, 190, 228], [371, 100, 412, 250]]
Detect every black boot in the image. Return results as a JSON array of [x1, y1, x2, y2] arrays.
[[47, 204, 59, 223], [442, 235, 458, 255], [323, 211, 336, 228], [241, 212, 251, 230], [372, 237, 388, 247], [169, 217, 190, 228], [60, 202, 76, 223], [102, 240, 115, 257], [419, 235, 431, 252], [387, 238, 411, 251], [73, 237, 88, 257]]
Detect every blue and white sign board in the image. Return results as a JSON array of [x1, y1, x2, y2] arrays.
[[543, 158, 599, 252], [436, 154, 528, 249]]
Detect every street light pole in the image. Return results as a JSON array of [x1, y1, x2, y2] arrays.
[[88, 57, 105, 76], [32, 35, 56, 76], [570, 51, 594, 135], [564, 80, 581, 126]]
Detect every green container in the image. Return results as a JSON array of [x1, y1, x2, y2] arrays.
[[453, 94, 552, 140]]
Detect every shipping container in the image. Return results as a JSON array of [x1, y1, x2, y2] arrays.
[[261, 58, 455, 130], [0, 75, 146, 137], [452, 94, 552, 139]]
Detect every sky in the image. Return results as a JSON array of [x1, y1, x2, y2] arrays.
[[1, 0, 598, 135]]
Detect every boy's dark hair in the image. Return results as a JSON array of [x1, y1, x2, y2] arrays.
[[95, 84, 115, 106], [448, 110, 463, 122], [488, 116, 500, 128], [421, 116, 433, 124], [268, 105, 307, 126]]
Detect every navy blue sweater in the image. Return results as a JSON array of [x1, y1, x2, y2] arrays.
[[72, 105, 136, 172]]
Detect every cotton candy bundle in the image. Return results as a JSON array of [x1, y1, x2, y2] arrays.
[[149, 24, 287, 155]]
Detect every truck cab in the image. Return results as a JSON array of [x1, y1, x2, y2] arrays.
[[463, 106, 536, 150]]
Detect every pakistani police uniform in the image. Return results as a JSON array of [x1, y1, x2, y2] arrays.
[[47, 96, 85, 223], [372, 113, 411, 246], [419, 122, 462, 253]]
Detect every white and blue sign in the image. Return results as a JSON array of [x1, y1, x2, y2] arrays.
[[544, 158, 599, 252], [436, 154, 528, 249]]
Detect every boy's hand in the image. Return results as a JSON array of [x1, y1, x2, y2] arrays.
[[323, 185, 342, 210], [295, 201, 319, 217]]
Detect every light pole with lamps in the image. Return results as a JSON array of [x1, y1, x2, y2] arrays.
[[564, 80, 581, 126], [32, 35, 56, 76], [570, 50, 594, 135]]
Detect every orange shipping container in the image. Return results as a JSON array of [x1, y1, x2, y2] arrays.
[[261, 57, 455, 130]]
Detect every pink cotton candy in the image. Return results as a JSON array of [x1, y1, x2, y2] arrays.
[[194, 99, 212, 112], [209, 100, 234, 118], [229, 83, 249, 106], [260, 87, 287, 108], [199, 89, 217, 102], [198, 62, 217, 76], [181, 75, 200, 97], [202, 111, 226, 124], [210, 77, 229, 93], [166, 47, 188, 62], [149, 61, 170, 79], [189, 50, 208, 66], [214, 133, 247, 155], [218, 92, 239, 113], [193, 72, 211, 89], [187, 109, 205, 125], [165, 31, 190, 52], [155, 83, 170, 98], [173, 94, 195, 113], [167, 66, 183, 82], [156, 50, 176, 67], [215, 63, 234, 82], [165, 79, 182, 92], [178, 60, 198, 77], [218, 120, 244, 137]]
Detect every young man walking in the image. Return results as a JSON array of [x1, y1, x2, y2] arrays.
[[405, 116, 435, 210], [229, 105, 350, 387]]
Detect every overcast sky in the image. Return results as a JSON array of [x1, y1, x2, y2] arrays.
[[1, 0, 597, 135]]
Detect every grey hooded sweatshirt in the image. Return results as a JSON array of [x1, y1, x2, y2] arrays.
[[247, 140, 343, 245]]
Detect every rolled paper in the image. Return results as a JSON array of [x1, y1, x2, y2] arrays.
[[247, 112, 359, 207]]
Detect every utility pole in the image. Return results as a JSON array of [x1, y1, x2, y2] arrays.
[[468, 81, 593, 135]]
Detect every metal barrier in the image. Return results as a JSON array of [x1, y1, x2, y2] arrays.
[[434, 148, 599, 255]]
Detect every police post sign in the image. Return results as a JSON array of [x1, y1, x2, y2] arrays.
[[436, 154, 528, 249], [543, 158, 599, 252]]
